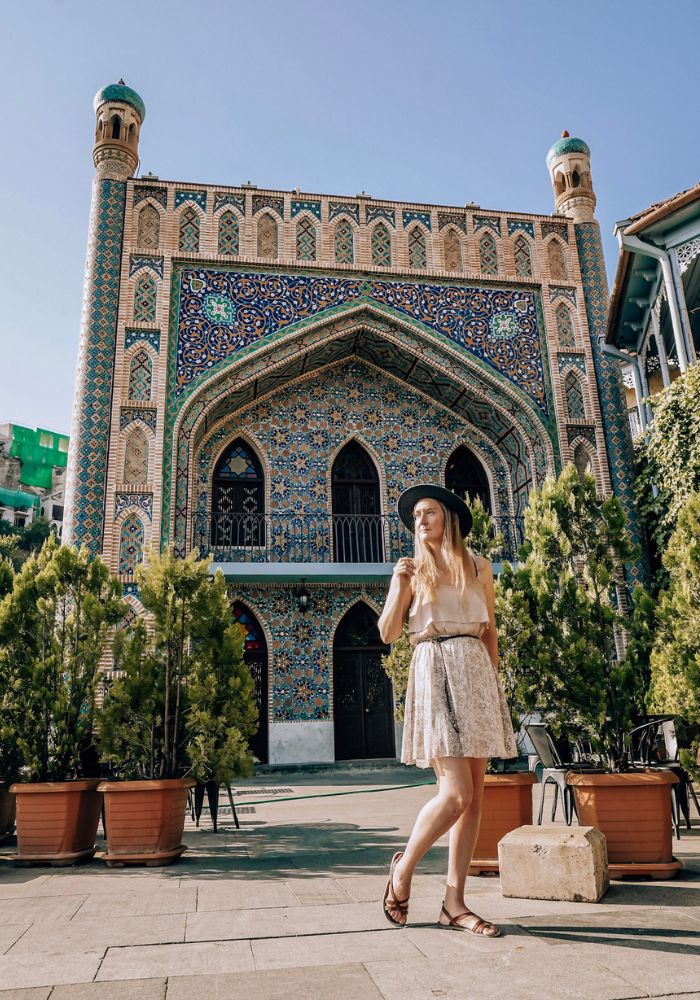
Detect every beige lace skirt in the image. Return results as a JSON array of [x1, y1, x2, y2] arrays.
[[401, 635, 518, 768]]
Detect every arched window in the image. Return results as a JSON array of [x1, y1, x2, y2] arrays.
[[132, 273, 156, 324], [128, 123, 136, 143], [573, 443, 593, 481], [445, 444, 491, 513], [443, 229, 462, 271], [179, 206, 200, 252], [513, 235, 532, 277], [257, 213, 277, 258], [335, 219, 354, 264], [123, 426, 148, 483], [296, 216, 316, 260], [371, 223, 391, 267], [565, 372, 586, 420], [211, 438, 265, 549], [218, 211, 239, 255], [408, 226, 427, 268], [548, 238, 567, 280], [128, 349, 152, 401], [572, 169, 580, 188], [332, 441, 382, 562], [555, 302, 576, 348], [137, 203, 160, 249], [119, 514, 144, 575], [232, 601, 268, 764], [110, 114, 121, 140], [479, 231, 498, 275]]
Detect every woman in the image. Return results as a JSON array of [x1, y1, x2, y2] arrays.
[[378, 484, 517, 937]]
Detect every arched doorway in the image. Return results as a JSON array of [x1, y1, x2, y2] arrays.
[[333, 602, 394, 760], [445, 444, 492, 512], [232, 601, 268, 764], [211, 438, 265, 548], [331, 440, 383, 561]]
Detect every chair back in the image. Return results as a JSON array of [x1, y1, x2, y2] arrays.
[[525, 723, 562, 769]]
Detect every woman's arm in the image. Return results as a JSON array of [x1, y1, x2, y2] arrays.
[[378, 557, 415, 644], [478, 556, 499, 673]]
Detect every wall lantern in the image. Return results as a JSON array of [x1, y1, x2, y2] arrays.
[[295, 584, 311, 614]]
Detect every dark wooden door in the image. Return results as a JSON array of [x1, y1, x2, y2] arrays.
[[211, 439, 265, 548], [232, 602, 268, 764], [334, 603, 394, 760], [332, 441, 383, 561]]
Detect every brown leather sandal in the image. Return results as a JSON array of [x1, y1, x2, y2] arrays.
[[438, 902, 501, 937], [383, 851, 409, 926]]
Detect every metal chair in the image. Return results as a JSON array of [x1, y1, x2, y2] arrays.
[[627, 717, 700, 837], [525, 723, 595, 826]]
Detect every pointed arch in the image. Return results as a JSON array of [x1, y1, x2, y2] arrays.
[[555, 301, 576, 348], [119, 513, 144, 575], [573, 441, 593, 481], [443, 227, 462, 271], [110, 114, 121, 140], [334, 218, 354, 265], [564, 371, 586, 420], [371, 222, 392, 267], [257, 213, 277, 258], [479, 230, 498, 275], [331, 440, 383, 562], [547, 237, 567, 281], [133, 273, 156, 324], [407, 225, 427, 269], [123, 426, 149, 483], [445, 444, 492, 513], [296, 215, 316, 261], [513, 234, 532, 277], [218, 210, 239, 255], [179, 205, 200, 252], [128, 348, 153, 401], [211, 436, 265, 548], [137, 203, 160, 249], [231, 600, 269, 763]]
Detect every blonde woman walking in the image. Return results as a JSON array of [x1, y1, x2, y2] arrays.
[[378, 484, 517, 937]]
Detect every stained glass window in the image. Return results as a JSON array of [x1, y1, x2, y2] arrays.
[[443, 229, 462, 271], [371, 223, 391, 267], [215, 441, 262, 479], [179, 206, 200, 252], [218, 211, 239, 255], [257, 214, 277, 257], [137, 204, 160, 249], [296, 216, 316, 260], [408, 226, 427, 269], [128, 349, 152, 401], [479, 231, 498, 274], [123, 427, 148, 483], [119, 514, 144, 575], [565, 372, 586, 420], [335, 219, 354, 264], [548, 238, 567, 280], [232, 601, 266, 651], [133, 274, 156, 324], [573, 442, 593, 481], [556, 302, 576, 347], [513, 235, 532, 277]]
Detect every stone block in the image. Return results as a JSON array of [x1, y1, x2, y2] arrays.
[[498, 824, 608, 903]]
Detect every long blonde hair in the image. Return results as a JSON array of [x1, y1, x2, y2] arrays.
[[412, 501, 470, 603]]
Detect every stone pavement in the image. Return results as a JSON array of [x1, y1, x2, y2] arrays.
[[0, 764, 699, 999]]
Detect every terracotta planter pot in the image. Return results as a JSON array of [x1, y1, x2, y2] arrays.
[[567, 770, 682, 879], [98, 777, 195, 867], [0, 783, 17, 842], [470, 772, 538, 874], [9, 779, 101, 865]]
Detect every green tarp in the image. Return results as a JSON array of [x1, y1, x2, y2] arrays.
[[8, 425, 69, 489], [0, 487, 41, 510]]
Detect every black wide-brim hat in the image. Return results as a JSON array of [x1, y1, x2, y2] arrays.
[[398, 484, 473, 539]]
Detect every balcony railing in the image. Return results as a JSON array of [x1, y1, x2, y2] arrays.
[[195, 512, 525, 565]]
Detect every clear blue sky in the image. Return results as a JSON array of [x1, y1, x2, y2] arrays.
[[2, 0, 699, 435]]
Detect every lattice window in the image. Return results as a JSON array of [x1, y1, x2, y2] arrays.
[[565, 372, 586, 420], [573, 442, 593, 481], [408, 226, 427, 268], [371, 223, 391, 267], [179, 206, 200, 252], [128, 349, 152, 401], [119, 514, 144, 575], [335, 219, 354, 264], [218, 211, 239, 255], [548, 238, 567, 280], [513, 235, 532, 277], [123, 426, 148, 483], [137, 204, 160, 249], [133, 273, 156, 324], [479, 231, 498, 274], [296, 217, 316, 260], [443, 229, 462, 271], [257, 214, 277, 257], [556, 302, 576, 348]]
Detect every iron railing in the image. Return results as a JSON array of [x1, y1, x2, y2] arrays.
[[195, 512, 525, 565]]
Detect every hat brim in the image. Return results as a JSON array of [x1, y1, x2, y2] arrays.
[[398, 484, 473, 539]]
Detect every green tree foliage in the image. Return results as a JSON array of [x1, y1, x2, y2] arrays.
[[0, 537, 125, 781], [468, 496, 505, 561], [381, 625, 412, 722], [494, 561, 538, 735]]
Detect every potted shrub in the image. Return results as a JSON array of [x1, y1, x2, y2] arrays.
[[0, 538, 125, 864], [510, 466, 680, 878], [0, 538, 18, 840]]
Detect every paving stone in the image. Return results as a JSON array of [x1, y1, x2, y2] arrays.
[[0, 950, 102, 990], [96, 940, 254, 981], [0, 990, 51, 999], [0, 925, 30, 955], [334, 873, 443, 903], [195, 881, 298, 911], [251, 928, 424, 970], [50, 980, 167, 999], [9, 913, 186, 954], [165, 963, 383, 999], [284, 877, 352, 904], [0, 875, 52, 899], [75, 887, 197, 919], [0, 896, 85, 926]]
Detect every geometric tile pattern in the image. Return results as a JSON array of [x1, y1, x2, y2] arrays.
[[438, 212, 468, 235], [179, 206, 200, 252], [218, 211, 239, 255], [125, 327, 161, 353], [513, 235, 533, 277], [403, 210, 431, 230], [507, 219, 535, 238], [257, 214, 278, 257], [296, 217, 316, 260], [550, 285, 577, 307], [555, 302, 576, 348], [474, 214, 501, 235], [329, 201, 360, 224], [129, 254, 164, 279], [558, 352, 587, 375], [443, 229, 462, 271], [371, 224, 392, 267], [120, 406, 157, 432], [136, 204, 159, 249], [542, 220, 569, 243], [548, 239, 568, 281], [214, 192, 246, 214], [252, 195, 284, 218], [334, 219, 354, 264], [175, 190, 207, 211], [566, 424, 596, 446], [564, 371, 585, 419], [115, 491, 153, 520], [407, 226, 427, 268], [133, 273, 157, 324], [128, 349, 152, 401], [118, 512, 144, 575], [365, 206, 395, 227], [134, 185, 167, 208], [123, 426, 149, 483], [479, 231, 498, 275], [291, 199, 321, 220]]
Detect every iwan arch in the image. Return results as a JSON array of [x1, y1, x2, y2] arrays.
[[64, 83, 642, 765]]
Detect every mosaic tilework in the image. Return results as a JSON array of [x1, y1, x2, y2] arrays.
[[371, 224, 392, 267], [555, 302, 576, 348], [125, 327, 160, 353], [566, 424, 596, 447], [129, 254, 164, 279], [542, 220, 569, 243], [296, 217, 316, 260], [257, 214, 278, 256], [133, 273, 157, 324], [479, 232, 498, 275], [115, 492, 153, 520], [575, 221, 648, 585], [564, 371, 585, 419], [474, 214, 501, 235], [550, 285, 577, 307], [179, 206, 200, 252], [334, 219, 354, 264], [218, 211, 239, 255], [65, 178, 126, 553], [443, 229, 462, 271], [407, 226, 427, 267], [365, 205, 395, 227], [438, 212, 467, 235], [122, 581, 140, 599], [136, 204, 160, 249], [134, 185, 167, 208], [291, 199, 321, 220], [123, 426, 149, 483], [329, 201, 359, 224], [119, 513, 144, 575], [548, 239, 568, 281], [507, 219, 535, 238], [214, 192, 246, 214], [128, 349, 152, 401], [173, 268, 548, 413], [558, 352, 587, 375], [513, 235, 533, 278], [120, 406, 157, 432], [252, 195, 283, 217], [403, 210, 431, 230], [175, 189, 206, 212]]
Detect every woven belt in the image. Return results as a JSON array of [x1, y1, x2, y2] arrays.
[[418, 634, 480, 645]]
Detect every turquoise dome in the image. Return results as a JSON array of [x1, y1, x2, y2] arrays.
[[93, 82, 145, 122], [546, 135, 590, 168]]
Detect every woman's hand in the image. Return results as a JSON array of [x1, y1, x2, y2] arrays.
[[393, 557, 416, 585]]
